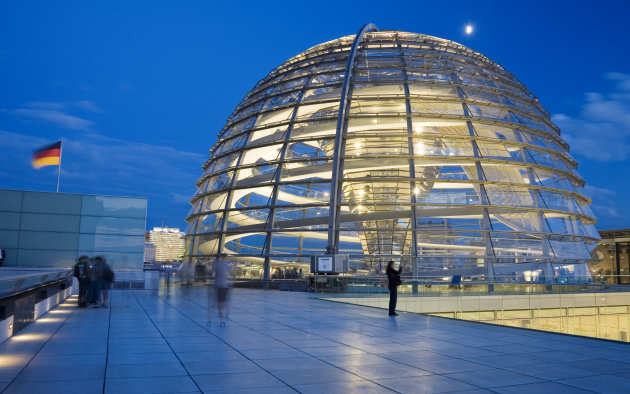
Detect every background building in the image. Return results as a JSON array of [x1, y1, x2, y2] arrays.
[[0, 189, 147, 270], [144, 242, 156, 263], [185, 27, 599, 283], [149, 227, 184, 261], [590, 229, 630, 284]]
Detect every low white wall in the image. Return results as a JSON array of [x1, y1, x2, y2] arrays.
[[0, 316, 13, 344], [324, 292, 630, 314]]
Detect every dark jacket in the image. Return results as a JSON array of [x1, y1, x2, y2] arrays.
[[74, 260, 90, 281], [103, 263, 114, 283], [387, 265, 401, 288]]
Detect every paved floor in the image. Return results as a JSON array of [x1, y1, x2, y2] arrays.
[[0, 287, 629, 394]]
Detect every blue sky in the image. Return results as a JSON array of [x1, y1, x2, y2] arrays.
[[1, 1, 629, 230]]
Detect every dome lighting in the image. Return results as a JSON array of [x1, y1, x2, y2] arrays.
[[185, 26, 599, 284]]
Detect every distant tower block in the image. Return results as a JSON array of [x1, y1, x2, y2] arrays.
[[149, 227, 185, 262]]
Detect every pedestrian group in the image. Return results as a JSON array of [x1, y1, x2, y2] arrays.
[[73, 256, 115, 308]]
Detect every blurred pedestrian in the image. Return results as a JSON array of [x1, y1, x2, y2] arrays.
[[73, 255, 91, 307], [386, 260, 401, 316], [100, 257, 114, 308], [214, 254, 232, 326]]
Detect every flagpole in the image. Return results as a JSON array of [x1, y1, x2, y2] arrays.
[[56, 139, 63, 193]]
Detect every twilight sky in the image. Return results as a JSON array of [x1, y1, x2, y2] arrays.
[[1, 1, 630, 231]]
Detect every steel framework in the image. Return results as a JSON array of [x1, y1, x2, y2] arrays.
[[184, 26, 599, 284]]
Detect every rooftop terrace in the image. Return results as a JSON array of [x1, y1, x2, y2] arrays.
[[1, 286, 629, 393]]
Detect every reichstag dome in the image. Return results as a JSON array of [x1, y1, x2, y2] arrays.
[[185, 25, 599, 283]]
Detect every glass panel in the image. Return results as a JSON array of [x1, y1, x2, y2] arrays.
[[255, 107, 294, 127], [350, 98, 406, 115], [80, 216, 145, 236], [21, 213, 80, 232], [78, 234, 144, 253], [248, 125, 286, 144], [273, 207, 329, 229], [416, 231, 486, 257], [0, 190, 22, 212], [347, 116, 407, 134], [231, 187, 274, 208], [195, 213, 224, 234], [352, 83, 404, 96], [408, 83, 458, 97], [270, 232, 328, 254], [482, 163, 530, 184], [291, 119, 337, 139], [226, 209, 269, 229], [23, 192, 81, 215], [345, 136, 409, 156], [262, 91, 300, 110], [303, 86, 341, 101], [286, 139, 332, 159], [485, 185, 537, 208], [234, 164, 277, 187], [240, 144, 283, 165], [0, 212, 20, 230], [296, 101, 339, 120], [467, 103, 514, 122], [413, 137, 474, 157], [410, 100, 463, 116], [204, 152, 239, 176], [489, 209, 549, 233], [81, 196, 146, 218], [205, 171, 234, 193], [224, 233, 266, 255], [411, 118, 469, 136], [277, 183, 331, 205], [416, 215, 483, 231]]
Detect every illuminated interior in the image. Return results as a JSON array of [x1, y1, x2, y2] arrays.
[[185, 29, 599, 283]]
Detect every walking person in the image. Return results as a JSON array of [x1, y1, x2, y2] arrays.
[[73, 256, 91, 307], [214, 254, 232, 326], [386, 260, 401, 316], [100, 257, 114, 308]]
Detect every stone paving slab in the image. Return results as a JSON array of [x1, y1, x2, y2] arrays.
[[0, 288, 629, 393]]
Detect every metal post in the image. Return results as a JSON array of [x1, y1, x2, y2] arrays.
[[56, 139, 63, 193]]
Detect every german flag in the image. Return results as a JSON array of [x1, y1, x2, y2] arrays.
[[32, 141, 62, 169]]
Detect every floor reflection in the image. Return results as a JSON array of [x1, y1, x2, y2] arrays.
[[430, 306, 630, 342]]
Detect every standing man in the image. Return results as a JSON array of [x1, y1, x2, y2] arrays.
[[214, 254, 232, 326], [73, 256, 91, 307], [386, 260, 401, 316]]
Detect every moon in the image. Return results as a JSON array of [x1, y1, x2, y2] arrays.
[[465, 24, 473, 35]]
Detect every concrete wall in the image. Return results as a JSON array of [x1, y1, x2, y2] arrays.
[[0, 189, 147, 271]]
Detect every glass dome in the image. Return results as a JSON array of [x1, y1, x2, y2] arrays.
[[185, 26, 599, 283]]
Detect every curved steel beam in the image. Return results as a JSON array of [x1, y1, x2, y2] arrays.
[[327, 23, 379, 253]]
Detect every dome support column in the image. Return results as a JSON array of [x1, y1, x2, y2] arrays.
[[396, 34, 419, 293], [327, 23, 378, 254]]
